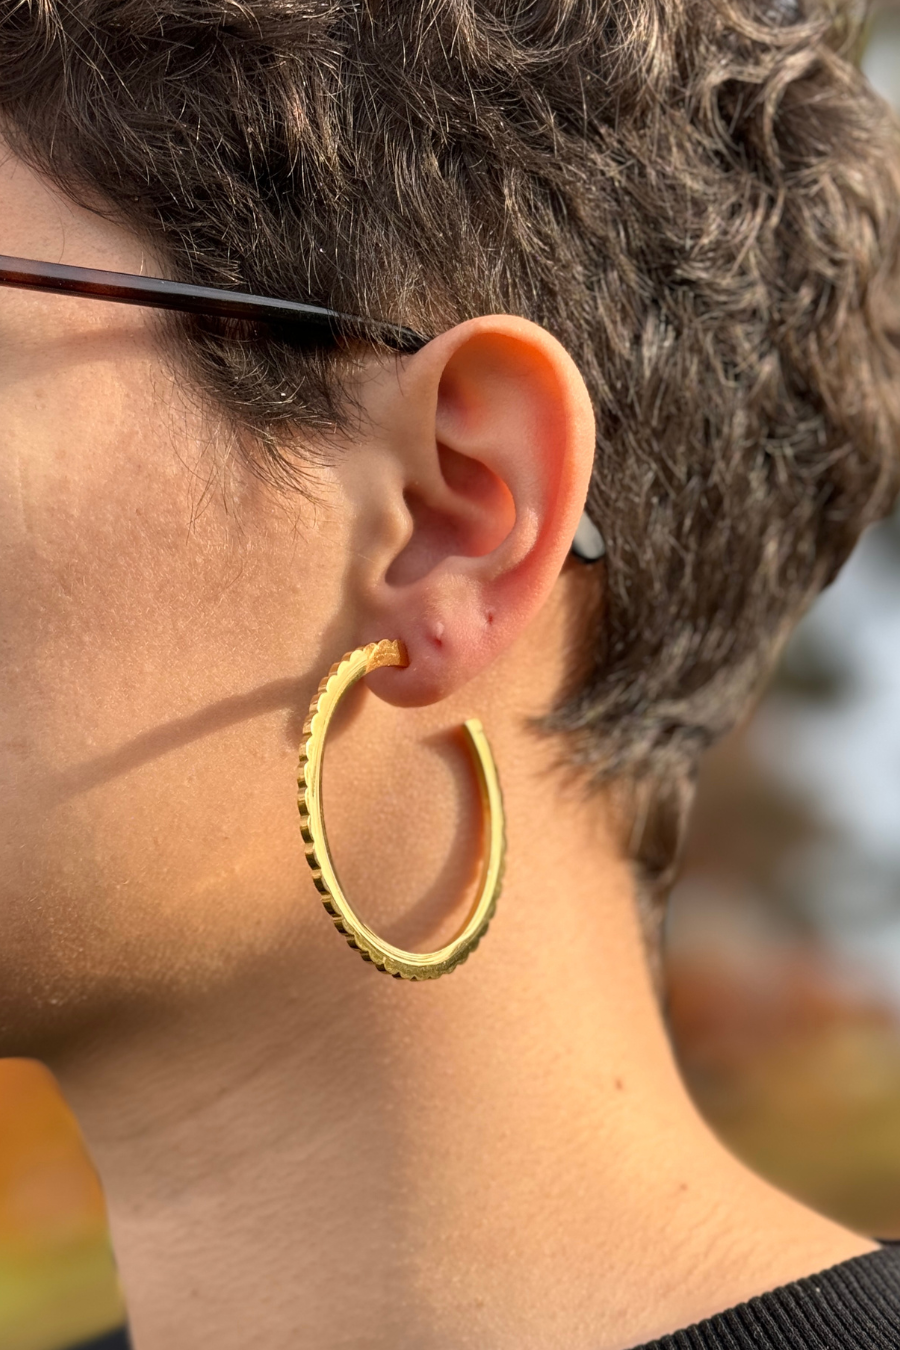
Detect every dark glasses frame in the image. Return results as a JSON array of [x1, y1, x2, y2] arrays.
[[0, 255, 605, 562], [0, 255, 428, 353]]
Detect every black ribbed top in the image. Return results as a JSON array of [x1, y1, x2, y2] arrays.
[[65, 1246, 900, 1350], [632, 1246, 900, 1349], [66, 1330, 131, 1350]]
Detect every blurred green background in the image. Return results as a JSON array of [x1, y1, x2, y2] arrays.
[[1, 12, 900, 1348]]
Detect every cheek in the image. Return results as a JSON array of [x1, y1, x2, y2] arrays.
[[0, 333, 228, 769], [0, 333, 340, 1026]]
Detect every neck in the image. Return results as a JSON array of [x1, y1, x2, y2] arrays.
[[52, 744, 871, 1350]]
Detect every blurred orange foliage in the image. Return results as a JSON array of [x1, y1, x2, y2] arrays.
[[668, 945, 900, 1238], [0, 1060, 124, 1350]]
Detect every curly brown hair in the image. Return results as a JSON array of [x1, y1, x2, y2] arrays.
[[1, 0, 899, 919]]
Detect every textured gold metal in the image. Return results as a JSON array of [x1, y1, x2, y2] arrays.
[[298, 639, 505, 979]]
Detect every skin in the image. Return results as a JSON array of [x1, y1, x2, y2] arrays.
[[0, 140, 876, 1350]]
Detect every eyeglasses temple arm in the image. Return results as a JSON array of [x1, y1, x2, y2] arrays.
[[0, 256, 605, 561], [0, 255, 427, 353]]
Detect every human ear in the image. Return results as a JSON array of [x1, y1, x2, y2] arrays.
[[350, 314, 596, 707]]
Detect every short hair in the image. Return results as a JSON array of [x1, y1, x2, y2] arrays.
[[2, 0, 899, 921]]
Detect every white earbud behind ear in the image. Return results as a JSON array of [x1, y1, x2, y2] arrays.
[[571, 510, 606, 563]]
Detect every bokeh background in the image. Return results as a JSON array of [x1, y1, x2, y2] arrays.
[[1, 15, 900, 1348]]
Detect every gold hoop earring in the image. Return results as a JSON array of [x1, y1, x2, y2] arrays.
[[298, 639, 505, 980]]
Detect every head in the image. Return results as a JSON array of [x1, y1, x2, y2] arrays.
[[0, 0, 898, 1054]]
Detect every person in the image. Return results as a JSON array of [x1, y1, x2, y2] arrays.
[[0, 0, 899, 1347]]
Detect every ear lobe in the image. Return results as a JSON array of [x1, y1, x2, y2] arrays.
[[363, 315, 595, 709]]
